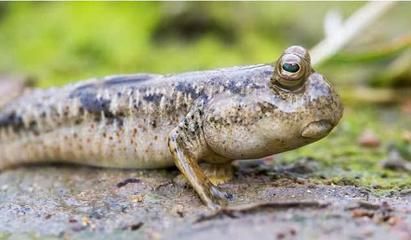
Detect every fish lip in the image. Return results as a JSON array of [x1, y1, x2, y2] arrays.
[[301, 120, 333, 139]]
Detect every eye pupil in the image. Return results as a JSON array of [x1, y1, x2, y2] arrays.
[[282, 63, 300, 73]]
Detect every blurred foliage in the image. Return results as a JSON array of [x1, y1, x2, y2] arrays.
[[0, 2, 409, 88], [0, 2, 376, 86]]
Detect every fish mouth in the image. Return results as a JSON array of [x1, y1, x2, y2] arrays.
[[301, 120, 333, 139]]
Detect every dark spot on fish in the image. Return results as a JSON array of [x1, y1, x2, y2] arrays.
[[257, 102, 276, 114], [70, 84, 107, 114], [0, 112, 24, 131], [28, 120, 36, 129], [103, 74, 153, 86], [225, 77, 264, 95], [116, 118, 124, 127], [78, 107, 85, 115], [226, 79, 244, 94], [70, 85, 127, 124], [175, 82, 204, 99], [143, 92, 164, 103], [150, 119, 157, 128], [26, 121, 40, 136], [79, 92, 111, 115], [263, 69, 273, 77]]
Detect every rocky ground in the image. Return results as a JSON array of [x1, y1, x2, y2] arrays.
[[1, 160, 410, 240]]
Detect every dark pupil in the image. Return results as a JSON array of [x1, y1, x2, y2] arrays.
[[282, 63, 300, 73]]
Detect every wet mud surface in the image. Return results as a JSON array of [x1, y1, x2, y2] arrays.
[[0, 161, 411, 240]]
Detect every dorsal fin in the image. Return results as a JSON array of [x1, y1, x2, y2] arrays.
[[102, 73, 159, 87]]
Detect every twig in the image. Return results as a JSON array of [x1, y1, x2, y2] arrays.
[[195, 201, 330, 223], [116, 178, 141, 188], [311, 1, 396, 67], [327, 35, 411, 64]]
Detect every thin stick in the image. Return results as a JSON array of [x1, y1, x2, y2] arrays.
[[311, 1, 396, 67], [195, 201, 330, 223]]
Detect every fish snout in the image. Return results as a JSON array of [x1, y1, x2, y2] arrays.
[[301, 120, 333, 139]]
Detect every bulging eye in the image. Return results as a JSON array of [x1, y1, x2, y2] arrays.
[[271, 45, 312, 91], [282, 63, 300, 73]]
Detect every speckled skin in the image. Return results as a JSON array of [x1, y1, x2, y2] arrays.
[[0, 46, 343, 208]]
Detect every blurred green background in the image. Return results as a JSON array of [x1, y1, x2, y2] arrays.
[[0, 2, 409, 89], [0, 2, 410, 192]]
